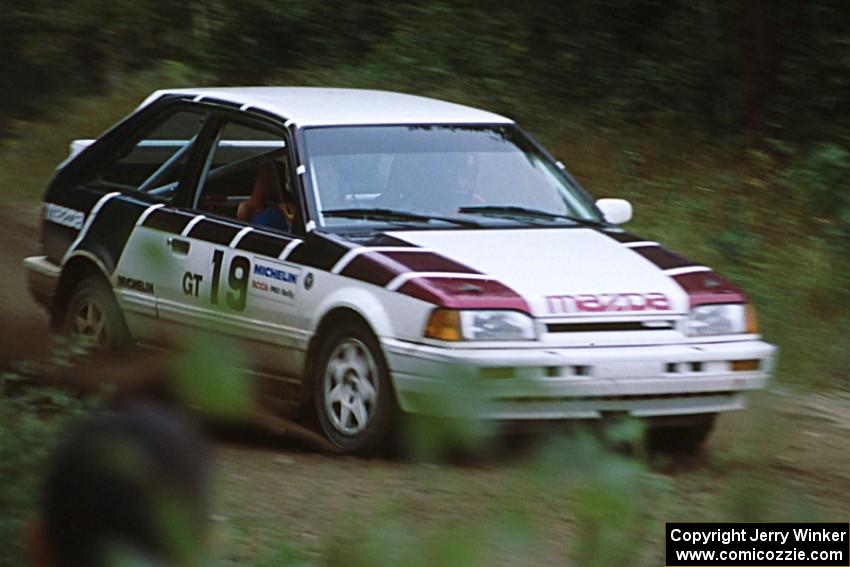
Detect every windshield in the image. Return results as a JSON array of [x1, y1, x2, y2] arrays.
[[302, 125, 601, 229]]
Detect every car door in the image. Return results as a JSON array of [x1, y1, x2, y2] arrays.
[[164, 117, 306, 385], [100, 106, 211, 345]]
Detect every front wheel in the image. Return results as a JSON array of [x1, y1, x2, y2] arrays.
[[63, 275, 132, 353], [314, 321, 395, 454]]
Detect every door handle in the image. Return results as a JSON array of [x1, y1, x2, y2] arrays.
[[167, 237, 190, 255]]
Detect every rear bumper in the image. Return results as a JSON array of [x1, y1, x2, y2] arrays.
[[382, 338, 776, 420], [23, 255, 60, 312]]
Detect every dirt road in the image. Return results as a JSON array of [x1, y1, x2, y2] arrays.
[[2, 202, 848, 564], [0, 202, 49, 363]]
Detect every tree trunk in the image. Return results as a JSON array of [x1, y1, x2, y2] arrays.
[[740, 0, 773, 137]]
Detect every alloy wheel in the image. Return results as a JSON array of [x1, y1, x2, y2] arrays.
[[323, 338, 379, 435], [71, 298, 108, 348]]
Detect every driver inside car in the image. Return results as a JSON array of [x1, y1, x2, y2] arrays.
[[238, 161, 296, 232], [430, 152, 485, 215]]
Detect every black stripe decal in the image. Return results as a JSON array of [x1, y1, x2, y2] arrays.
[[77, 196, 147, 273], [236, 231, 290, 257], [352, 234, 419, 248], [630, 246, 694, 270], [44, 188, 112, 263], [597, 228, 698, 271], [598, 229, 644, 243], [65, 186, 110, 216], [142, 208, 195, 234], [189, 219, 242, 245], [339, 253, 403, 287], [287, 233, 350, 271]]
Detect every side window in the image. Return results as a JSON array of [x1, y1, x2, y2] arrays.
[[92, 110, 207, 202], [195, 122, 296, 232]]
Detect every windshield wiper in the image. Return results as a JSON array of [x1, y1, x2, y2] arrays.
[[323, 208, 480, 227], [457, 205, 606, 227]]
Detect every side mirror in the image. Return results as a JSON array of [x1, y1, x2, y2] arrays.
[[596, 198, 633, 225]]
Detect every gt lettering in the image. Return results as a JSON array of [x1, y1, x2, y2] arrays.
[[182, 272, 203, 297]]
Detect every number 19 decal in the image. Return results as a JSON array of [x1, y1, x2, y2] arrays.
[[211, 250, 250, 311]]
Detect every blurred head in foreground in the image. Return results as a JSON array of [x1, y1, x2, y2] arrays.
[[28, 404, 211, 567]]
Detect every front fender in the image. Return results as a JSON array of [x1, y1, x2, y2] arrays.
[[311, 284, 395, 339]]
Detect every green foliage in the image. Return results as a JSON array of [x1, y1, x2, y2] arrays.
[[1, 1, 849, 143], [632, 173, 849, 389], [310, 416, 827, 566], [251, 541, 313, 567], [171, 334, 253, 420], [0, 61, 206, 202], [0, 373, 89, 567], [320, 486, 538, 566], [0, 1, 193, 126], [781, 143, 850, 254]]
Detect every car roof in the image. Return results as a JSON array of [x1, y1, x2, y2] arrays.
[[142, 87, 514, 128]]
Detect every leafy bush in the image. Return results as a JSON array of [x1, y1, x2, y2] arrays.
[[2, 1, 849, 144], [0, 373, 89, 567], [781, 143, 850, 255]]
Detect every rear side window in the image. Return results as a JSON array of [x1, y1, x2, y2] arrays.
[[91, 110, 207, 202], [194, 122, 291, 224]]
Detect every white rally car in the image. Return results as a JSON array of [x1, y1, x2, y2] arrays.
[[24, 88, 775, 453]]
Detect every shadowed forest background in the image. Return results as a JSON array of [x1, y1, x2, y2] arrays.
[[1, 1, 849, 565], [2, 1, 848, 142]]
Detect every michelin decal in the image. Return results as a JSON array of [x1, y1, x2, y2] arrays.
[[251, 260, 300, 303]]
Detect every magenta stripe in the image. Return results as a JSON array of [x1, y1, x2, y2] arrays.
[[398, 277, 531, 314], [671, 271, 747, 307], [339, 248, 479, 288]]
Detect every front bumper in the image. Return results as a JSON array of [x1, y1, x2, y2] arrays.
[[382, 338, 776, 420]]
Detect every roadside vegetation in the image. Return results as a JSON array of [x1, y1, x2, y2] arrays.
[[3, 346, 847, 566], [1, 2, 847, 564]]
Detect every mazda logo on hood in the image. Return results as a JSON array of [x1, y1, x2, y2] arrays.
[[546, 292, 671, 314]]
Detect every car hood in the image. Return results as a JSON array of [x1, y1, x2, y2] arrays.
[[384, 228, 691, 317]]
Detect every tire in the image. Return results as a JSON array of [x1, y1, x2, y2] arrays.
[[63, 275, 132, 353], [313, 320, 395, 454], [646, 414, 716, 455]]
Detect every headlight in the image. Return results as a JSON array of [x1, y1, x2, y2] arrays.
[[425, 309, 537, 341], [687, 304, 757, 336]]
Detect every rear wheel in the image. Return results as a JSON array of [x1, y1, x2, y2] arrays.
[[63, 275, 131, 352], [314, 321, 395, 454], [646, 414, 716, 455]]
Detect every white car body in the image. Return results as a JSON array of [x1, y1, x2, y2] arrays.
[[25, 87, 775, 451]]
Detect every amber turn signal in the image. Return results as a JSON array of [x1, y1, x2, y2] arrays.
[[745, 303, 759, 334], [424, 308, 462, 341], [731, 359, 760, 371]]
